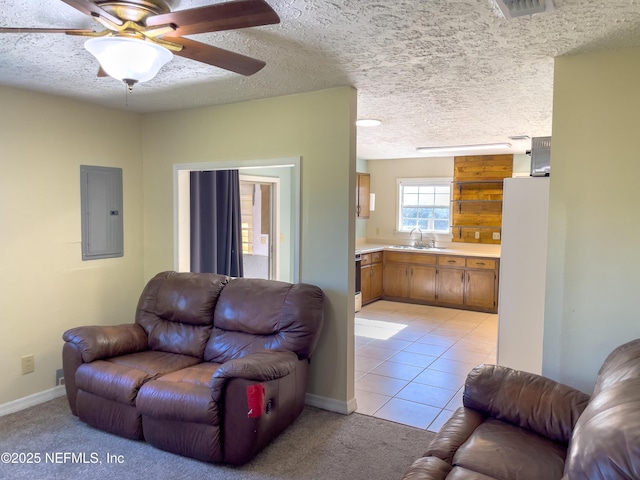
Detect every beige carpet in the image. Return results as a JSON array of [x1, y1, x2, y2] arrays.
[[0, 396, 434, 480]]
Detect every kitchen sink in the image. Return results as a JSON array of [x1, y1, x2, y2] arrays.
[[389, 245, 444, 251]]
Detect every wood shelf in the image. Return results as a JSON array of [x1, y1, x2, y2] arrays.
[[451, 155, 512, 244]]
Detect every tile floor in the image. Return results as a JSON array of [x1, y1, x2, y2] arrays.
[[355, 300, 497, 432]]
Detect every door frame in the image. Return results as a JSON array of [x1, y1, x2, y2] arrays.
[[172, 157, 301, 282]]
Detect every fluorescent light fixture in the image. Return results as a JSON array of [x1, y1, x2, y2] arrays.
[[416, 143, 512, 154], [85, 36, 172, 90], [356, 119, 382, 127]]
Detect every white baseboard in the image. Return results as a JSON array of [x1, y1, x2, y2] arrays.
[[0, 386, 66, 417], [305, 393, 358, 415]]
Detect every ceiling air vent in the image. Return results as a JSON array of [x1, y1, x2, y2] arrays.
[[495, 0, 554, 18]]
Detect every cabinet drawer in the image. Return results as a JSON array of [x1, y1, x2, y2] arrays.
[[438, 255, 466, 267], [384, 251, 436, 265], [371, 251, 383, 263], [466, 258, 496, 270], [361, 253, 371, 266]]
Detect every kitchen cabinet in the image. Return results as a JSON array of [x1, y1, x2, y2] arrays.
[[437, 267, 465, 305], [383, 251, 499, 313], [435, 255, 498, 312], [361, 251, 383, 305], [383, 251, 437, 302], [356, 172, 370, 218], [409, 265, 437, 302]]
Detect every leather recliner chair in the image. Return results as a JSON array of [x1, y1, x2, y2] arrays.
[[402, 338, 640, 479]]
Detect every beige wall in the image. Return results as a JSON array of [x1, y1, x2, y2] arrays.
[[141, 87, 357, 408], [544, 46, 640, 392], [364, 156, 454, 244], [0, 86, 145, 405]]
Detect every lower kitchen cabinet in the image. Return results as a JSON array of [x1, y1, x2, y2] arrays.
[[361, 251, 383, 305], [465, 268, 497, 310], [409, 265, 437, 302], [382, 251, 499, 313], [383, 251, 437, 302], [436, 267, 465, 305]]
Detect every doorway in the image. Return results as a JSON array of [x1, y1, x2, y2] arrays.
[[173, 158, 300, 283], [239, 175, 280, 280]]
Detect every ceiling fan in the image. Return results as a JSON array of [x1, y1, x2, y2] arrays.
[[0, 0, 280, 89]]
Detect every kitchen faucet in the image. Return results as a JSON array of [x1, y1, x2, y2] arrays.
[[410, 228, 424, 248]]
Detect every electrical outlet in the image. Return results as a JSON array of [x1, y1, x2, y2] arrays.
[[492, 232, 501, 240], [21, 355, 35, 375], [474, 231, 480, 239]]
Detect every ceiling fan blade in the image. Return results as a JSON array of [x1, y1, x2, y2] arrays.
[[0, 27, 95, 34], [59, 0, 123, 26], [146, 0, 280, 37], [170, 37, 266, 76]]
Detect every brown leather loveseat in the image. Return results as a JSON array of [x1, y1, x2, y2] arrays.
[[402, 338, 640, 480], [62, 271, 324, 465]]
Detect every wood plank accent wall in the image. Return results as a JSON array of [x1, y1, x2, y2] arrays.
[[452, 154, 513, 244]]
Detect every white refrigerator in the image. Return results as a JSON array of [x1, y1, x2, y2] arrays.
[[497, 176, 550, 374]]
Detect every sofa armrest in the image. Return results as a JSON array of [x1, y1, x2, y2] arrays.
[[463, 364, 590, 443], [425, 407, 485, 464], [210, 350, 298, 402], [62, 324, 148, 363], [402, 457, 453, 480]]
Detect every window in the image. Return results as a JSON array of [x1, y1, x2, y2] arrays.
[[397, 178, 451, 233]]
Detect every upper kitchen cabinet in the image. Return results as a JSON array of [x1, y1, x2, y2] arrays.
[[451, 155, 513, 244], [356, 172, 371, 218]]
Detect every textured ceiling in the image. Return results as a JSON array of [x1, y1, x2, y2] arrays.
[[1, 0, 640, 159]]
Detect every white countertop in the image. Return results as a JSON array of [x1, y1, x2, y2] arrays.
[[356, 242, 500, 259]]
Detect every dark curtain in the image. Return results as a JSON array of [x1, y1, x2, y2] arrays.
[[190, 170, 244, 277]]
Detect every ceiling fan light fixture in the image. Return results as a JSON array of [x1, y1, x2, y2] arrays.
[[84, 36, 172, 87], [356, 119, 382, 127]]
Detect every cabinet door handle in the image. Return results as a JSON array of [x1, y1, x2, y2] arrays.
[[461, 272, 464, 283], [476, 262, 485, 266], [448, 260, 456, 263]]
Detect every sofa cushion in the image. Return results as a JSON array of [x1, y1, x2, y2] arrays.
[[108, 350, 202, 375], [136, 271, 228, 358], [76, 351, 201, 406], [452, 418, 566, 480], [76, 361, 150, 405], [137, 363, 222, 425], [204, 278, 324, 363]]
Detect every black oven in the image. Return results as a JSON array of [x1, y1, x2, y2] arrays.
[[355, 253, 361, 294]]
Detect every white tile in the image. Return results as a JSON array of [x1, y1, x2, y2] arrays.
[[355, 390, 391, 415], [373, 398, 440, 430], [356, 373, 408, 396]]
